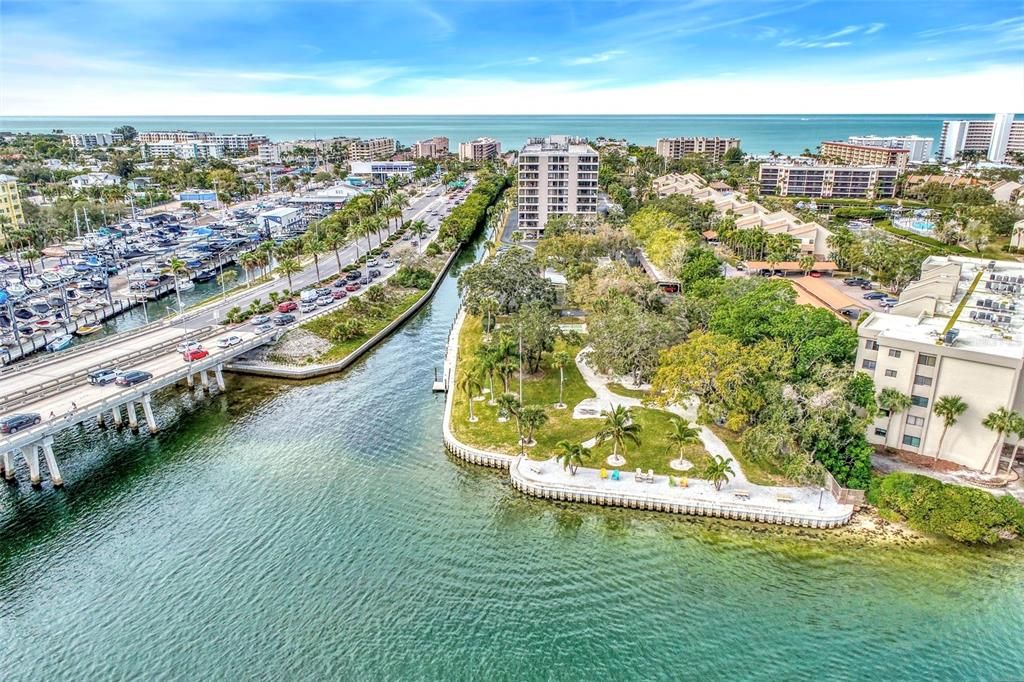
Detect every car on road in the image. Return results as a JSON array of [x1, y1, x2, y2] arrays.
[[332, 289, 347, 300], [250, 315, 270, 325], [1, 413, 41, 433], [88, 368, 119, 385], [359, 276, 371, 285], [346, 271, 361, 281], [366, 258, 379, 267], [217, 335, 242, 348], [402, 233, 412, 240], [383, 260, 397, 268], [277, 301, 298, 313], [345, 282, 361, 292], [369, 268, 382, 279], [381, 251, 390, 258], [863, 291, 887, 300], [300, 301, 317, 313], [316, 296, 333, 307], [116, 370, 153, 386], [255, 323, 273, 333], [273, 313, 295, 326], [333, 278, 348, 288], [176, 340, 202, 353], [183, 348, 210, 362]]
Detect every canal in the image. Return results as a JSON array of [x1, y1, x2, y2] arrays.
[[1, 236, 1023, 680]]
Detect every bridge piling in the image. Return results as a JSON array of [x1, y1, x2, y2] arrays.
[[41, 437, 62, 487], [20, 444, 41, 486], [2, 450, 12, 480], [186, 373, 194, 388], [214, 365, 226, 392], [96, 413, 106, 429], [111, 404, 124, 428], [141, 394, 158, 434], [200, 370, 210, 392], [127, 402, 139, 431]]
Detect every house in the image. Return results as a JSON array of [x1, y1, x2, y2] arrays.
[[69, 172, 123, 189]]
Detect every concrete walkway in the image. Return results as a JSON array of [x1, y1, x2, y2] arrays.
[[572, 348, 747, 483]]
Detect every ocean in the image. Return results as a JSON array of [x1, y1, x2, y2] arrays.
[[0, 114, 990, 155]]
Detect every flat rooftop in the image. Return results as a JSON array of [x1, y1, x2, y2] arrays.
[[521, 135, 595, 154]]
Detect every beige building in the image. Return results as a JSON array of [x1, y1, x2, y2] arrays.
[[517, 135, 599, 234], [820, 141, 909, 172], [458, 137, 502, 162], [656, 137, 740, 163], [414, 136, 450, 159], [347, 137, 397, 161], [758, 164, 899, 199], [857, 256, 1024, 473], [653, 172, 833, 259], [0, 174, 24, 235]]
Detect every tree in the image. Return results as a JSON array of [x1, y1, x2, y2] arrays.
[[877, 388, 911, 448], [1003, 413, 1024, 475], [587, 294, 681, 385], [507, 300, 557, 374], [963, 218, 992, 253], [595, 404, 641, 465], [457, 246, 554, 315], [496, 392, 522, 432], [703, 454, 736, 491], [932, 395, 967, 466], [665, 418, 701, 469], [556, 440, 590, 476], [275, 257, 301, 291], [550, 350, 572, 408], [165, 256, 189, 313], [982, 407, 1017, 473], [798, 254, 815, 276], [112, 125, 138, 141], [677, 247, 722, 291], [519, 405, 548, 448], [457, 368, 482, 423]]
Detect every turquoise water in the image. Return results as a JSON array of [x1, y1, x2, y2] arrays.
[[0, 114, 976, 154], [1, 239, 1023, 679]]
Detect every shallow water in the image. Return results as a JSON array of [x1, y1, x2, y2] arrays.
[[1, 240, 1022, 680]]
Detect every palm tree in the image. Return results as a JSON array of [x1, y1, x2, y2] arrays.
[[877, 388, 912, 449], [666, 418, 701, 469], [519, 405, 548, 449], [496, 392, 522, 433], [216, 269, 238, 300], [555, 440, 590, 476], [595, 404, 641, 465], [931, 395, 967, 466], [798, 254, 815, 276], [165, 256, 189, 313], [1003, 413, 1024, 475], [457, 369, 482, 423], [412, 219, 429, 251], [275, 257, 301, 291], [304, 235, 324, 282], [475, 345, 498, 405], [703, 454, 735, 491], [479, 297, 500, 334], [983, 407, 1018, 473], [550, 350, 571, 408]]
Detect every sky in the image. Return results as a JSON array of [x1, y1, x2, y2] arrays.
[[1, 0, 1022, 116]]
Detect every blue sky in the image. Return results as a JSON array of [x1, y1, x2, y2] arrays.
[[1, 0, 1022, 115]]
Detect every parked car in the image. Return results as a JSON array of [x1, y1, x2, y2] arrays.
[[359, 276, 371, 285], [346, 271, 361, 281], [183, 348, 210, 362], [176, 340, 202, 353], [277, 301, 298, 313], [809, 271, 822, 278], [860, 282, 876, 290], [332, 278, 348, 288], [273, 313, 295, 326], [316, 287, 331, 297], [843, 277, 869, 286], [384, 260, 397, 268], [332, 289, 347, 300], [1, 413, 41, 433], [880, 297, 899, 307], [116, 370, 152, 386], [316, 296, 333, 307], [300, 301, 317, 313], [217, 335, 242, 348], [345, 282, 361, 292], [863, 291, 887, 300], [88, 367, 119, 385], [366, 258, 379, 267], [250, 315, 270, 325], [369, 268, 382, 279]]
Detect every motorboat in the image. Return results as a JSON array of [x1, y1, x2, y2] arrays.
[[47, 293, 65, 307], [34, 317, 57, 330], [177, 279, 195, 292], [13, 308, 36, 322], [29, 299, 51, 315], [66, 289, 81, 301], [6, 282, 27, 298], [76, 324, 103, 336], [40, 272, 62, 286], [25, 277, 45, 291], [193, 269, 216, 283], [46, 334, 73, 352], [58, 266, 77, 279]]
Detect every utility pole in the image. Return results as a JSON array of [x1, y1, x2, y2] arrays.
[[518, 332, 523, 403]]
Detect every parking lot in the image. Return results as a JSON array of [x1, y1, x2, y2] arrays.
[[816, 275, 892, 313]]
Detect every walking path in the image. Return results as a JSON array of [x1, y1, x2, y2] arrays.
[[573, 347, 747, 483]]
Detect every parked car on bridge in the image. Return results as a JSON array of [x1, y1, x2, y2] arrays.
[[1, 413, 41, 434], [183, 348, 210, 362], [115, 370, 152, 386], [217, 335, 242, 348], [277, 301, 298, 313], [88, 368, 119, 385]]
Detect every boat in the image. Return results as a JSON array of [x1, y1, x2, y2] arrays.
[[40, 272, 62, 286], [46, 334, 73, 352], [177, 280, 195, 292], [58, 266, 77, 279], [13, 308, 36, 322], [193, 269, 217, 283], [6, 282, 27, 298], [34, 317, 56, 329], [76, 324, 103, 336], [66, 289, 81, 301], [29, 298, 50, 315], [25, 277, 44, 291]]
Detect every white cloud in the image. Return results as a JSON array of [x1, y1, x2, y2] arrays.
[[865, 23, 886, 34], [566, 50, 625, 65]]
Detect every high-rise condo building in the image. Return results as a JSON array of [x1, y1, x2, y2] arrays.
[[655, 137, 741, 163], [414, 137, 450, 159], [517, 135, 599, 234], [820, 141, 910, 172], [847, 135, 933, 164], [758, 164, 899, 199], [937, 114, 1024, 162], [458, 137, 502, 162]]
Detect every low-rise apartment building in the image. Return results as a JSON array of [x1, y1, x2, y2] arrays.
[[136, 130, 267, 153], [517, 135, 599, 234], [141, 141, 226, 160], [414, 136, 450, 159], [652, 172, 833, 259], [856, 256, 1024, 473], [458, 137, 502, 162], [66, 133, 117, 149], [0, 174, 24, 234], [758, 164, 899, 199], [655, 137, 741, 163], [347, 138, 397, 162], [820, 141, 910, 172], [847, 135, 933, 164], [137, 130, 210, 143]]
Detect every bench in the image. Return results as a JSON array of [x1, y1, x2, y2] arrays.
[[733, 489, 750, 499], [776, 493, 794, 503]]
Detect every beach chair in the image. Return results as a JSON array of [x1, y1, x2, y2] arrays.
[[611, 469, 620, 481], [668, 476, 676, 487], [634, 468, 643, 482], [679, 477, 688, 488], [646, 469, 655, 483], [600, 468, 608, 480]]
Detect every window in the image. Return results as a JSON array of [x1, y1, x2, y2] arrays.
[[911, 395, 930, 408], [917, 354, 937, 367], [888, 349, 902, 358], [902, 435, 921, 447], [865, 340, 879, 351], [906, 415, 925, 427], [884, 369, 898, 378], [862, 360, 877, 370], [874, 427, 888, 437], [914, 375, 933, 387]]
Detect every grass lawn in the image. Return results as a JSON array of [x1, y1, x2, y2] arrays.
[[707, 424, 797, 487], [451, 314, 712, 475], [299, 288, 426, 363], [607, 382, 649, 400]]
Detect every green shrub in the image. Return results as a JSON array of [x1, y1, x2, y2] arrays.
[[425, 241, 442, 256], [391, 265, 435, 290], [343, 264, 355, 272], [873, 473, 1024, 544]]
